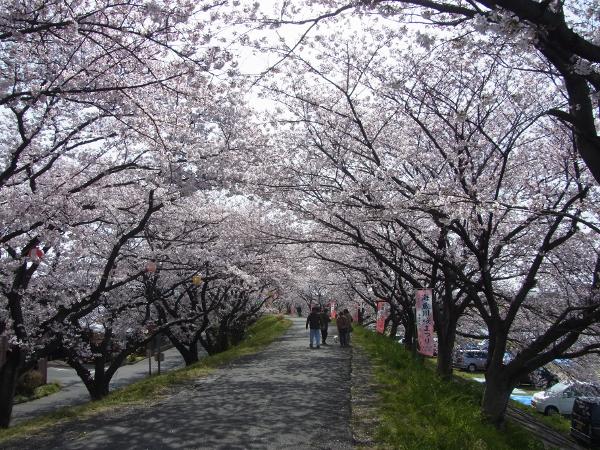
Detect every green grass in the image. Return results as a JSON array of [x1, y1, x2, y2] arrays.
[[13, 383, 61, 404], [353, 326, 545, 450], [125, 354, 146, 364], [0, 315, 292, 443], [510, 401, 571, 435]]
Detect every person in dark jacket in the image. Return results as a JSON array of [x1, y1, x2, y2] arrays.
[[306, 306, 322, 349], [319, 307, 331, 345], [336, 309, 351, 347]]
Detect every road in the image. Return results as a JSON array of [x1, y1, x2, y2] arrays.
[[4, 317, 354, 449], [11, 347, 195, 425]]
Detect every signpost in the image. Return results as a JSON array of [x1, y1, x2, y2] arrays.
[[155, 351, 164, 374]]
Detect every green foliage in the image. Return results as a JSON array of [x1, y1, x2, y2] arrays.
[[0, 315, 292, 443], [126, 354, 145, 364], [14, 383, 61, 404], [353, 326, 544, 450]]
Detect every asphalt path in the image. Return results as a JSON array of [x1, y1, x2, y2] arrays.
[[11, 346, 191, 425], [4, 317, 353, 449]]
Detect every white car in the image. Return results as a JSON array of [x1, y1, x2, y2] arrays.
[[531, 382, 600, 416]]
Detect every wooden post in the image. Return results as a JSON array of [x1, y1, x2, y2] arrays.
[[37, 358, 48, 384]]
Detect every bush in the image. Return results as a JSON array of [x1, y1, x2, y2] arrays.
[[16, 370, 44, 397]]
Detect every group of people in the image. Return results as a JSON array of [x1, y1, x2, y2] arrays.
[[305, 306, 353, 349]]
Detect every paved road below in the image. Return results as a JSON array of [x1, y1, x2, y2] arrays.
[[11, 347, 190, 425], [4, 317, 353, 450]]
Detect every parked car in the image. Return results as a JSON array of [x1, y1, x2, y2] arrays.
[[531, 382, 600, 416], [453, 349, 488, 372], [571, 397, 600, 446]]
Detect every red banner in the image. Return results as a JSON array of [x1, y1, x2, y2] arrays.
[[416, 289, 435, 356], [330, 302, 336, 319], [352, 306, 359, 323], [376, 301, 387, 334]]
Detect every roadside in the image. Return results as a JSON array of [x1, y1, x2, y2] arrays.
[[11, 346, 191, 426], [1, 316, 353, 449]]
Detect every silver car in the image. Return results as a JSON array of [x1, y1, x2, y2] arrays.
[[454, 350, 488, 372]]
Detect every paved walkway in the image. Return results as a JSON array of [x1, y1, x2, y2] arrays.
[[3, 317, 354, 449]]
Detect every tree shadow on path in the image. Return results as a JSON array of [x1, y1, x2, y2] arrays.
[[3, 318, 354, 450]]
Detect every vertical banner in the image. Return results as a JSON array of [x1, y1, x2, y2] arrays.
[[416, 289, 435, 356], [352, 306, 359, 323], [376, 301, 387, 334], [330, 302, 336, 319]]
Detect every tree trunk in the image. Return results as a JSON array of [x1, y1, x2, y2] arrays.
[[436, 330, 456, 380], [198, 334, 216, 355], [0, 349, 22, 428], [229, 324, 245, 345], [216, 328, 230, 353], [389, 317, 399, 340], [402, 310, 416, 355], [481, 368, 512, 427], [89, 357, 109, 401], [436, 315, 458, 380], [179, 343, 200, 366], [68, 355, 109, 401], [87, 382, 110, 401]]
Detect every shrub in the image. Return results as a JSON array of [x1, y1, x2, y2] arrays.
[[16, 370, 44, 397]]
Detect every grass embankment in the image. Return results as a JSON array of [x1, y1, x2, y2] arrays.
[[0, 314, 292, 443], [353, 326, 545, 449]]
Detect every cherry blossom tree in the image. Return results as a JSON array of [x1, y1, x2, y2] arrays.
[[260, 0, 600, 183], [0, 0, 246, 426], [243, 21, 600, 426]]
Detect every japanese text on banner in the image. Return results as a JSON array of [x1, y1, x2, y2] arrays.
[[416, 289, 435, 356]]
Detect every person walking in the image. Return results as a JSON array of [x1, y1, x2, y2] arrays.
[[319, 306, 331, 345], [296, 305, 302, 317], [344, 308, 353, 347], [336, 309, 350, 347], [306, 306, 322, 349]]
